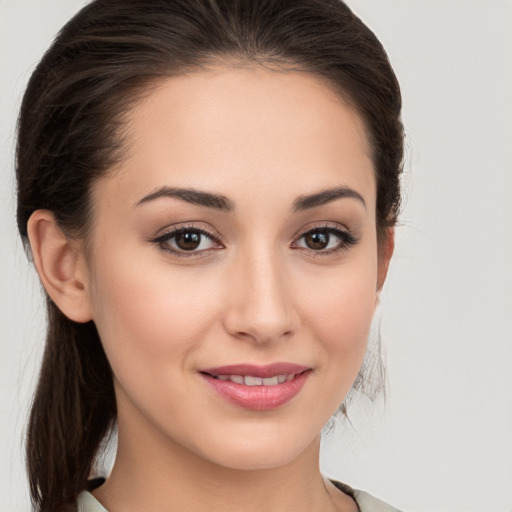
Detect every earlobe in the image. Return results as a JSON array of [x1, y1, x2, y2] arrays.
[[376, 227, 395, 292], [27, 210, 93, 323]]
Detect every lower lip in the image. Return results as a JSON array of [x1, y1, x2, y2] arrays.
[[201, 372, 310, 411]]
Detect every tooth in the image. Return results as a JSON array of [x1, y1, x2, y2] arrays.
[[286, 373, 295, 382], [277, 375, 286, 384], [230, 375, 244, 384], [217, 375, 230, 381], [244, 376, 263, 386], [262, 376, 279, 386]]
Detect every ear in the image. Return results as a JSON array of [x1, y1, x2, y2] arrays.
[[376, 227, 395, 292], [27, 210, 93, 323]]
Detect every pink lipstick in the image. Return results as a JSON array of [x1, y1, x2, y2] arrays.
[[199, 363, 311, 410]]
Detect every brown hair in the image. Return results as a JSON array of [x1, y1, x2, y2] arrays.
[[16, 1, 403, 510]]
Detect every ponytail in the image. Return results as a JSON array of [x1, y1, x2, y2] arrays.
[[25, 301, 115, 512]]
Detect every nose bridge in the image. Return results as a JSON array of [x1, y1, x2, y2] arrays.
[[224, 241, 297, 343]]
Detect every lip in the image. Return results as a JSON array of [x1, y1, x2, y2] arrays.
[[199, 363, 311, 411], [200, 362, 309, 378]]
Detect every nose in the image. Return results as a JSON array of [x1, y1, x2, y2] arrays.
[[223, 249, 299, 344]]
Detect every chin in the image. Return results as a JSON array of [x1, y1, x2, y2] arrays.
[[189, 426, 320, 472]]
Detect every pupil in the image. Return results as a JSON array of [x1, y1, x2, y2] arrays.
[[306, 231, 329, 250], [176, 231, 201, 250]]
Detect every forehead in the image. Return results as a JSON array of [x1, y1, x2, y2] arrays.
[[95, 66, 375, 212]]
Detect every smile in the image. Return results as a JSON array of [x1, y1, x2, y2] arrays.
[[199, 363, 311, 410], [212, 374, 296, 385]]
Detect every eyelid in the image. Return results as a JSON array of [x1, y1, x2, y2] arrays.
[[291, 221, 350, 241], [291, 222, 358, 254], [149, 221, 358, 258], [150, 223, 224, 257], [152, 222, 220, 241]]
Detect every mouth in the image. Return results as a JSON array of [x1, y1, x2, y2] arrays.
[[198, 363, 312, 410], [200, 369, 310, 386], [207, 373, 298, 386]]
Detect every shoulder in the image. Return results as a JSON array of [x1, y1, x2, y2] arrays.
[[77, 491, 109, 512], [352, 489, 404, 512], [77, 480, 404, 512], [331, 480, 404, 512], [77, 479, 109, 512]]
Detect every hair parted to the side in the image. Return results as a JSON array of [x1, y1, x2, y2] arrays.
[[16, 1, 403, 510]]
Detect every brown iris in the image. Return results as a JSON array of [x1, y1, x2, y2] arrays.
[[175, 231, 202, 250], [304, 230, 330, 250]]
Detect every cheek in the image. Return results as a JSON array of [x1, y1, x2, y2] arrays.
[[87, 250, 222, 375], [297, 256, 378, 372]]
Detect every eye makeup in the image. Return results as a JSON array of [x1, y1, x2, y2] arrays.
[[149, 220, 359, 259], [292, 222, 359, 257], [150, 223, 223, 258]]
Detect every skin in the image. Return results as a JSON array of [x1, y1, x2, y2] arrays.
[[28, 65, 393, 512]]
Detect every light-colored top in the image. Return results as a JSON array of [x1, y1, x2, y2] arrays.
[[77, 481, 403, 512]]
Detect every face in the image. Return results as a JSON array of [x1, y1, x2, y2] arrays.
[[83, 66, 390, 471]]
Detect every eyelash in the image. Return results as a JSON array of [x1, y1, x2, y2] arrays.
[[292, 224, 358, 256], [151, 224, 222, 258], [151, 223, 358, 258]]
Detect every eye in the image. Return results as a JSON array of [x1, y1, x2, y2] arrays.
[[293, 226, 357, 253], [152, 226, 222, 256]]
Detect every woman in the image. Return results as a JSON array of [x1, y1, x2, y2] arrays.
[[16, 0, 403, 511]]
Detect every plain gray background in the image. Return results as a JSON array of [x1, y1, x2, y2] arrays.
[[1, 1, 511, 511]]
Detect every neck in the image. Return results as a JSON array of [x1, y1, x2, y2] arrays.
[[93, 416, 353, 512]]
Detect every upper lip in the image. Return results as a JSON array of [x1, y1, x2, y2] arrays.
[[199, 363, 310, 378]]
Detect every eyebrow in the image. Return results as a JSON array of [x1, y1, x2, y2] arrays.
[[292, 186, 366, 211], [135, 186, 235, 211], [135, 185, 365, 212]]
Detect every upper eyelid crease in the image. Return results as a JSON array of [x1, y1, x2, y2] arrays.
[[153, 224, 356, 254], [135, 185, 365, 212], [152, 222, 355, 245], [152, 226, 222, 258], [296, 226, 358, 242], [153, 225, 219, 242]]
